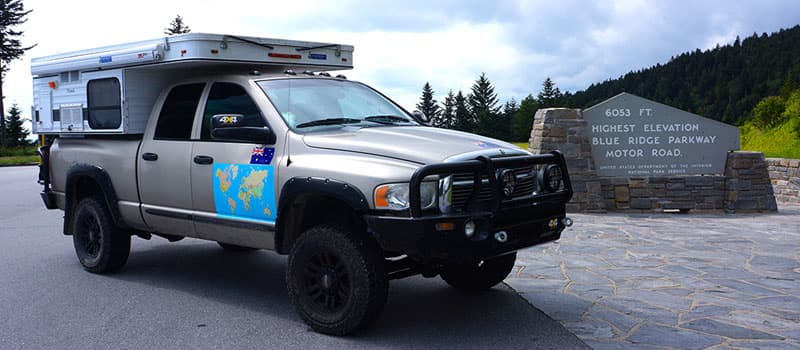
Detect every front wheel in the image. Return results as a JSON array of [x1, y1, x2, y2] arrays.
[[441, 253, 517, 291], [287, 225, 388, 335], [71, 196, 131, 273]]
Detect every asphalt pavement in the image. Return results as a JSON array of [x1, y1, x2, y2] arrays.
[[0, 166, 587, 350]]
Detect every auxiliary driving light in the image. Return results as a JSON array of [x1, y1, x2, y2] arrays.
[[464, 220, 477, 237]]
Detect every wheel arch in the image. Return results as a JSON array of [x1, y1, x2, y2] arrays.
[[275, 177, 370, 254], [63, 164, 126, 235]]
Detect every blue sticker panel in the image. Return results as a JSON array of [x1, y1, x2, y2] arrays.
[[212, 163, 276, 223], [99, 56, 112, 63], [308, 53, 327, 60], [250, 147, 275, 165]]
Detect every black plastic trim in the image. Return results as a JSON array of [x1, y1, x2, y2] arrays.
[[145, 208, 276, 231], [64, 164, 126, 234], [275, 177, 369, 253]]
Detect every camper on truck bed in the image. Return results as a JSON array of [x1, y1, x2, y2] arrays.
[[33, 33, 574, 335]]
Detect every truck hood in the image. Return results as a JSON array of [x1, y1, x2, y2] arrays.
[[301, 126, 527, 164]]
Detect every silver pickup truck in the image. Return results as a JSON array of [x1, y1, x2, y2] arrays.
[[38, 72, 573, 335]]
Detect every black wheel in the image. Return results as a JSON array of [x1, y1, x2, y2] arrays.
[[72, 196, 130, 273], [287, 225, 388, 335], [217, 242, 258, 252], [441, 252, 517, 291]]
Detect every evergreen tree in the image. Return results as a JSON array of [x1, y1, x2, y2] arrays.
[[435, 90, 456, 129], [468, 73, 502, 138], [537, 77, 563, 108], [0, 0, 34, 147], [164, 15, 191, 35], [4, 103, 27, 146], [511, 95, 540, 142], [453, 91, 472, 132], [500, 98, 518, 141], [415, 82, 440, 123]]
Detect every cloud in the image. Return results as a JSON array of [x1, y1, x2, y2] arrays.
[[6, 0, 800, 131]]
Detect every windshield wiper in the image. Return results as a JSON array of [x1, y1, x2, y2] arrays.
[[363, 115, 414, 124], [296, 118, 364, 128]]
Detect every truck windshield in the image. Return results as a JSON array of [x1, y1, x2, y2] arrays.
[[257, 78, 417, 130]]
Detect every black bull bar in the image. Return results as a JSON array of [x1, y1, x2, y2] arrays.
[[408, 150, 574, 217]]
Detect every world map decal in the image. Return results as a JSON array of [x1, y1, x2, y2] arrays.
[[212, 163, 277, 223]]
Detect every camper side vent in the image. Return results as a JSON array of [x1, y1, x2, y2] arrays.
[[60, 106, 84, 131]]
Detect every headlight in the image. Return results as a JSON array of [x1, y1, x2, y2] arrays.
[[374, 182, 437, 210], [538, 164, 563, 192]]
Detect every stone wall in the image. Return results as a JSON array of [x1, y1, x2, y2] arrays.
[[767, 158, 800, 204], [528, 108, 778, 213], [598, 176, 726, 212], [724, 152, 778, 212]]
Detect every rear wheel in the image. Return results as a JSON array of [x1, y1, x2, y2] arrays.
[[441, 253, 517, 291], [72, 196, 130, 273], [287, 225, 388, 335]]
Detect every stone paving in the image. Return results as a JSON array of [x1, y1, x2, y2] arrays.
[[506, 205, 800, 350]]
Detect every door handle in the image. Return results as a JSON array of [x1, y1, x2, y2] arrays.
[[142, 152, 158, 161], [194, 155, 214, 165]]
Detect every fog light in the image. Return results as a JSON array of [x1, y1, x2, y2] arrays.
[[548, 218, 558, 229], [494, 231, 508, 243], [562, 217, 573, 227], [464, 220, 476, 237]]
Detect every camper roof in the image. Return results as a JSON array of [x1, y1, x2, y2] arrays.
[[31, 33, 354, 76]]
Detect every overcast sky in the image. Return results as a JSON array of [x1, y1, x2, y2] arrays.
[[5, 0, 800, 130]]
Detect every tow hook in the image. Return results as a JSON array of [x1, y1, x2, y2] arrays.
[[494, 231, 508, 243], [562, 217, 574, 227]]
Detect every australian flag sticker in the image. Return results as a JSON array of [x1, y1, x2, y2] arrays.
[[250, 147, 275, 165]]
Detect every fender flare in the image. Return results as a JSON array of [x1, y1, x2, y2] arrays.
[[63, 164, 126, 234], [275, 177, 369, 253]]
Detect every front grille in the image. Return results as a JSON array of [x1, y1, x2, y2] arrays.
[[450, 165, 537, 211]]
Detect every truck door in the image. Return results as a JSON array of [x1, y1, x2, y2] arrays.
[[190, 82, 279, 249], [138, 83, 206, 236]]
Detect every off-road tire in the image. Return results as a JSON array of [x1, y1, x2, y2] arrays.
[[71, 196, 130, 273], [441, 252, 517, 291], [287, 225, 388, 335], [217, 242, 258, 252]]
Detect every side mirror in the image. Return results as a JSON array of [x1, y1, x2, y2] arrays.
[[212, 114, 245, 129], [412, 110, 430, 125], [210, 114, 277, 144]]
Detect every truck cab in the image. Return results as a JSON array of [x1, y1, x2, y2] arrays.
[[34, 34, 573, 335]]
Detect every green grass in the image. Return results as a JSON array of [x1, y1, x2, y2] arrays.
[[512, 142, 530, 150], [0, 145, 38, 157], [0, 145, 39, 166], [0, 155, 39, 166], [741, 118, 800, 159]]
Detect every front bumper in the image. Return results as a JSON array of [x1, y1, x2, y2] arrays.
[[366, 203, 567, 263]]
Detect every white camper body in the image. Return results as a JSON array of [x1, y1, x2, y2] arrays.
[[31, 33, 354, 135]]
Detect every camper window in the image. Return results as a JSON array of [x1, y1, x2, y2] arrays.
[[87, 78, 122, 129]]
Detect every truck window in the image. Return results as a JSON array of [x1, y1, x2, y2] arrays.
[[87, 78, 121, 129], [154, 83, 205, 140], [201, 83, 266, 140]]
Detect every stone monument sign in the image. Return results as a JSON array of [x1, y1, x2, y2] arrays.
[[583, 93, 740, 177]]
